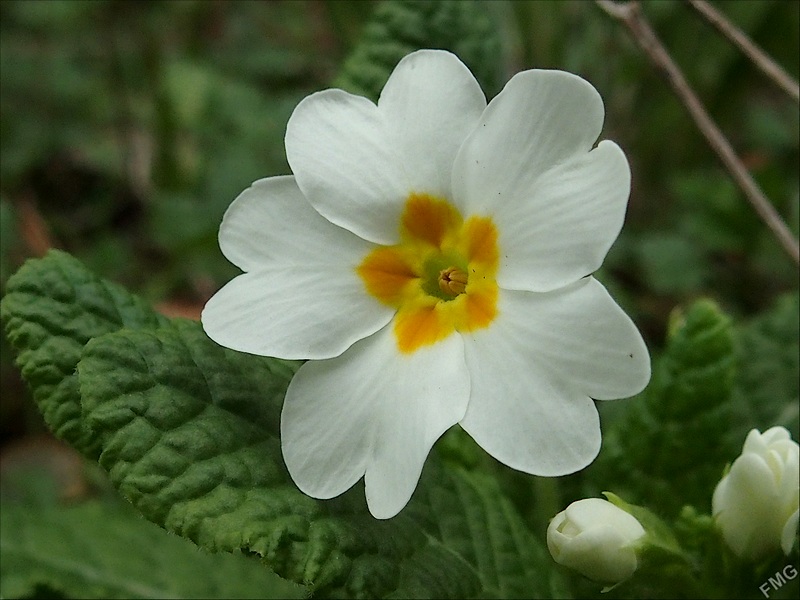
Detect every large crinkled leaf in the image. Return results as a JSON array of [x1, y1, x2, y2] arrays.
[[0, 250, 169, 457], [0, 476, 305, 599], [587, 299, 738, 515], [405, 468, 570, 599], [78, 319, 561, 599]]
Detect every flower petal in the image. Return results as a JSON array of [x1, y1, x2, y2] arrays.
[[379, 49, 486, 200], [494, 141, 631, 292], [217, 176, 375, 271], [202, 269, 392, 360], [460, 278, 650, 475], [561, 527, 638, 584], [202, 177, 393, 360], [564, 498, 645, 540], [285, 89, 407, 245], [713, 452, 784, 558], [781, 509, 798, 555], [452, 69, 605, 217], [492, 278, 650, 399], [461, 356, 601, 477], [281, 324, 469, 518], [286, 50, 487, 245]]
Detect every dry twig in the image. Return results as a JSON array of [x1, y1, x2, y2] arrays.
[[596, 0, 800, 265], [688, 0, 800, 102]]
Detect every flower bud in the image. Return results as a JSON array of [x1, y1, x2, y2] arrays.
[[712, 426, 799, 560], [547, 498, 646, 583]]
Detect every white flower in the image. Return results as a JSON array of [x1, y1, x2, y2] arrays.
[[201, 49, 651, 519], [712, 426, 799, 559], [547, 498, 646, 583]]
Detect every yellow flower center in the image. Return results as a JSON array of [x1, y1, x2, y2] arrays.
[[357, 193, 499, 353]]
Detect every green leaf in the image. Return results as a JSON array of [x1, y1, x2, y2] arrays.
[[0, 250, 169, 458], [587, 299, 738, 515], [0, 472, 306, 599], [3, 250, 561, 598], [78, 319, 561, 598], [333, 0, 504, 102]]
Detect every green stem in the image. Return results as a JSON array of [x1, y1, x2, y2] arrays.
[[532, 476, 562, 536]]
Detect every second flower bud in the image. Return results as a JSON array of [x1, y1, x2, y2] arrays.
[[547, 497, 646, 584]]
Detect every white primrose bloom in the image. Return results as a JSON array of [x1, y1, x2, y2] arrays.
[[202, 50, 651, 519], [712, 426, 799, 559], [547, 498, 646, 584]]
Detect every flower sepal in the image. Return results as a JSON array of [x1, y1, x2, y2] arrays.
[[600, 492, 699, 592], [603, 492, 685, 558]]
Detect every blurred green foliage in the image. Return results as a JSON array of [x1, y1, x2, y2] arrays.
[[0, 1, 798, 598], [1, 463, 306, 599], [1, 0, 796, 311], [333, 0, 503, 101]]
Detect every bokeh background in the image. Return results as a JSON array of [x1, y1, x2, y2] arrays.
[[1, 0, 798, 558]]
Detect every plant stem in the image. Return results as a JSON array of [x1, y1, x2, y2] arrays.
[[533, 476, 561, 536]]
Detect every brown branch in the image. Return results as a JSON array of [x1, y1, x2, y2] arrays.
[[687, 0, 799, 102], [596, 0, 800, 265]]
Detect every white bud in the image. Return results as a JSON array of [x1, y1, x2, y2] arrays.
[[712, 426, 799, 560], [547, 498, 646, 584]]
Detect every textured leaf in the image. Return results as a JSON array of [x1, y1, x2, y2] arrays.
[[0, 476, 305, 599], [0, 250, 169, 458], [78, 319, 562, 599], [407, 467, 570, 599], [2, 251, 561, 598], [333, 0, 503, 102], [587, 299, 738, 514]]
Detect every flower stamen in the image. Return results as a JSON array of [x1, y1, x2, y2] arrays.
[[438, 266, 468, 296]]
